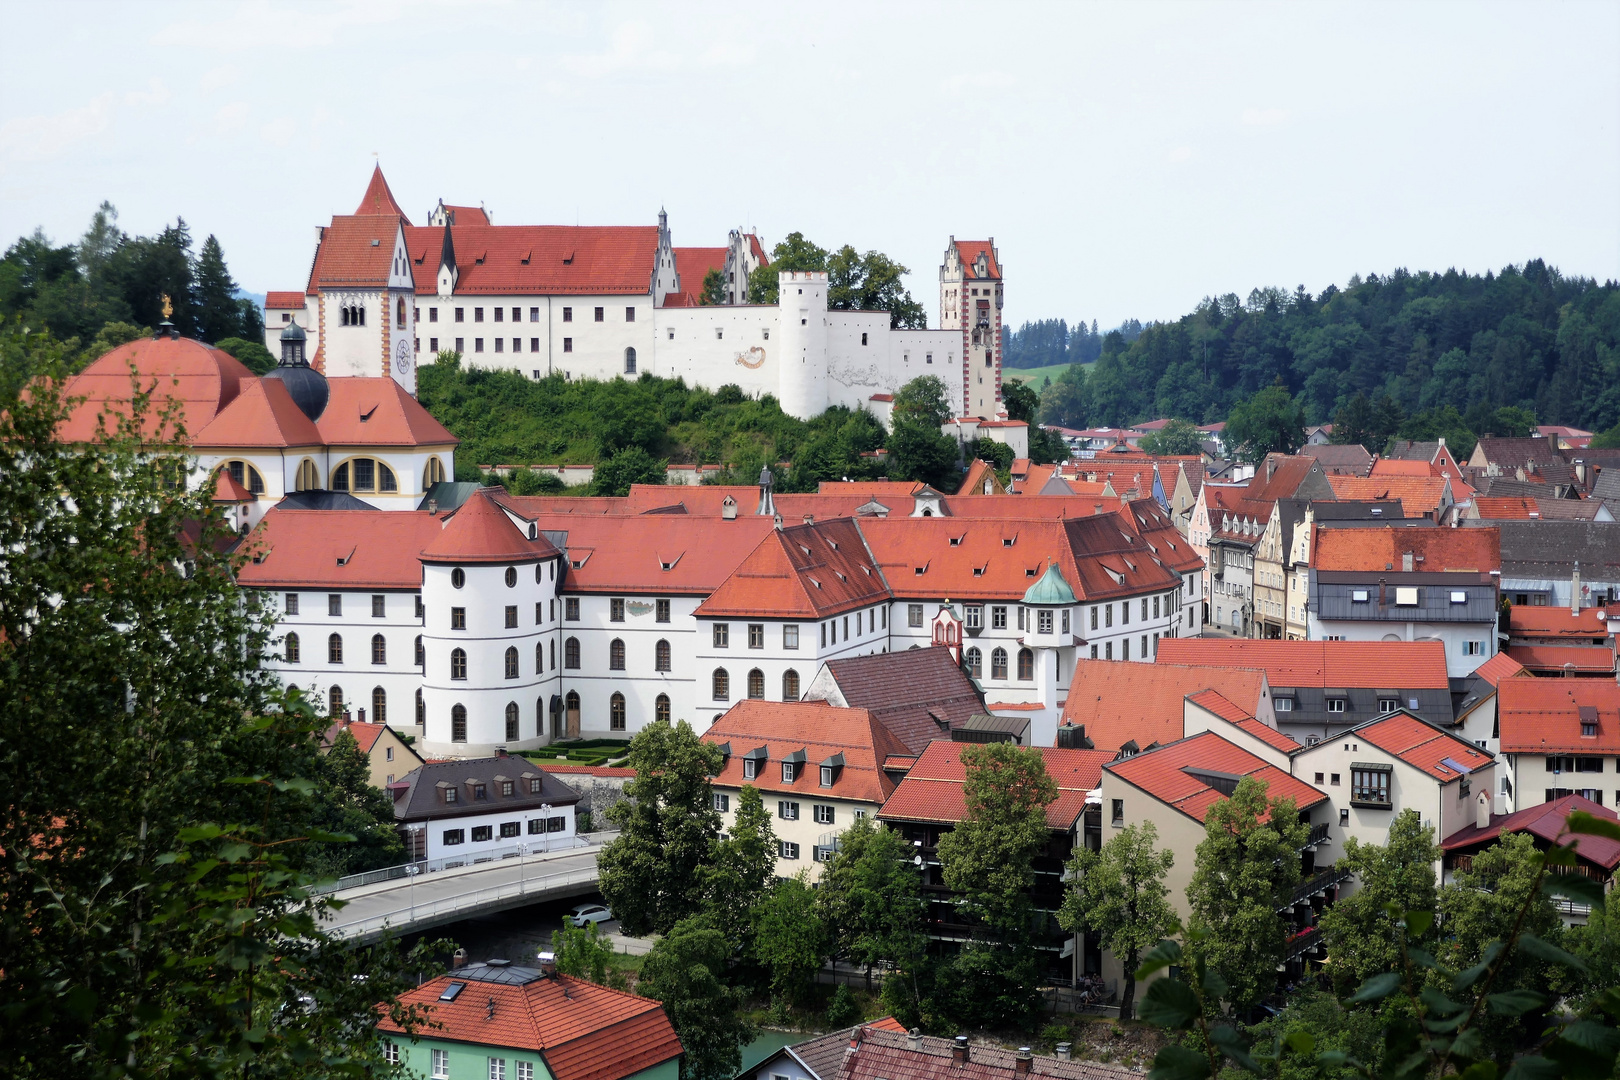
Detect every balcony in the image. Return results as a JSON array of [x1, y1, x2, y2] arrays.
[[1279, 863, 1352, 912], [1283, 925, 1324, 963], [1301, 822, 1330, 850]]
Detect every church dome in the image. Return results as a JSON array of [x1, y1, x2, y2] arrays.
[[265, 318, 327, 420], [280, 320, 306, 343]]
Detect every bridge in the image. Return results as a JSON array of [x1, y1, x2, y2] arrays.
[[322, 836, 611, 943]]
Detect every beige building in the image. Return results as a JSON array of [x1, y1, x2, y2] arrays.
[[322, 719, 424, 790]]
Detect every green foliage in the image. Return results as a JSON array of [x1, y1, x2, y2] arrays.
[[937, 742, 1059, 939], [1029, 265, 1620, 435], [744, 232, 926, 327], [1330, 391, 1406, 455], [0, 322, 438, 1077], [752, 872, 831, 1006], [1185, 776, 1309, 1013], [1039, 364, 1092, 429], [81, 320, 148, 362], [305, 727, 407, 877], [1059, 821, 1177, 1020], [1226, 382, 1307, 464], [699, 267, 727, 306], [889, 375, 960, 489], [825, 983, 861, 1028], [1396, 404, 1479, 460], [639, 916, 756, 1080], [1591, 420, 1620, 449], [590, 445, 668, 496], [598, 719, 723, 935], [1139, 418, 1206, 456], [1316, 810, 1440, 996], [214, 335, 278, 375], [553, 920, 617, 985], [969, 437, 1015, 477], [816, 815, 926, 990], [706, 784, 777, 939]]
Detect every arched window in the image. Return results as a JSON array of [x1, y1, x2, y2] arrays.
[[536, 697, 545, 738], [536, 641, 545, 674], [223, 460, 265, 494], [624, 347, 637, 375], [451, 703, 467, 743], [371, 633, 387, 665], [333, 458, 397, 493], [565, 691, 580, 732], [415, 635, 424, 667], [450, 647, 467, 680], [655, 639, 671, 672], [549, 639, 556, 669], [416, 688, 425, 725], [294, 458, 319, 491], [328, 633, 343, 664], [285, 632, 301, 664], [610, 638, 626, 671], [423, 456, 446, 489], [747, 668, 765, 700], [991, 647, 1008, 680], [565, 637, 580, 669], [451, 568, 466, 589], [505, 702, 520, 741], [551, 695, 564, 738], [372, 686, 387, 724], [712, 668, 730, 701], [328, 685, 344, 718], [782, 668, 800, 701], [656, 693, 671, 723], [964, 646, 981, 679], [505, 567, 517, 588], [504, 646, 519, 679], [610, 693, 626, 731], [397, 296, 407, 329], [1017, 647, 1034, 681]]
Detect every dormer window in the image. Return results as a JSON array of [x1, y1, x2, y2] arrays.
[[529, 778, 543, 794], [782, 761, 798, 783], [820, 766, 834, 787], [472, 783, 487, 800], [444, 787, 458, 804], [500, 781, 514, 797], [743, 758, 758, 781]]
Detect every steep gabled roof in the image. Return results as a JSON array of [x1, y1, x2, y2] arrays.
[[193, 376, 323, 448], [1347, 712, 1493, 781], [702, 701, 908, 806], [697, 518, 889, 619], [1186, 689, 1301, 753], [1441, 795, 1620, 871], [404, 224, 659, 295], [307, 215, 405, 291], [953, 240, 1000, 279], [1062, 659, 1267, 751], [1470, 650, 1530, 687], [811, 647, 986, 752], [316, 378, 458, 446], [354, 165, 409, 220], [673, 246, 727, 291], [879, 740, 1112, 830], [1105, 731, 1326, 824]]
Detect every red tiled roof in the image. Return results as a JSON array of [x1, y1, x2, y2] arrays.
[[440, 204, 490, 226], [1311, 524, 1499, 573], [193, 377, 324, 448], [355, 165, 409, 220], [516, 511, 777, 595], [704, 701, 909, 806], [57, 336, 254, 443], [378, 971, 681, 1080], [1441, 795, 1620, 871], [878, 740, 1112, 830], [954, 241, 1001, 280], [958, 459, 1005, 496], [697, 518, 890, 619], [1472, 496, 1539, 519], [1498, 678, 1620, 753], [1326, 474, 1449, 516], [1352, 713, 1493, 782], [1062, 660, 1267, 752], [1187, 689, 1301, 753], [1117, 497, 1204, 573], [1509, 605, 1614, 640], [422, 489, 558, 564], [1470, 651, 1530, 687], [674, 246, 727, 291], [307, 216, 403, 291], [212, 468, 256, 503], [1106, 731, 1327, 824], [237, 510, 448, 589], [1156, 638, 1451, 689], [832, 1025, 1124, 1080], [406, 224, 659, 295], [319, 378, 459, 446], [1505, 644, 1616, 674], [265, 291, 305, 309], [322, 719, 391, 752]]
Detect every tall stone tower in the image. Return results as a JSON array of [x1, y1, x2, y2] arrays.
[[939, 239, 1004, 420]]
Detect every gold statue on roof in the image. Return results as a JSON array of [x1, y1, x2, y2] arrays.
[[161, 294, 173, 319]]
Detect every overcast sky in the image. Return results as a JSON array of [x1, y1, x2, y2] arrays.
[[3, 0, 1616, 330]]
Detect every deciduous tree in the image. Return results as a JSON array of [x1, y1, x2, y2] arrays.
[[752, 871, 830, 1006], [937, 742, 1058, 939], [1139, 418, 1205, 456], [817, 815, 926, 990], [1316, 809, 1439, 996], [1226, 381, 1307, 464], [639, 916, 755, 1080], [1058, 821, 1176, 1020]]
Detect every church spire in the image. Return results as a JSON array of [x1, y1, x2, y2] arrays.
[[356, 164, 410, 223]]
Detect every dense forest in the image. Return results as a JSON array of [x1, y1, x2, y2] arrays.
[[0, 203, 267, 370], [1002, 317, 1143, 368], [1034, 261, 1620, 441]]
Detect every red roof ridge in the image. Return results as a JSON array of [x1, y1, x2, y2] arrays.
[[355, 164, 409, 221], [421, 489, 556, 564]]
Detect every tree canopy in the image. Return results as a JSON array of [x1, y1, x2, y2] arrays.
[[745, 231, 926, 328]]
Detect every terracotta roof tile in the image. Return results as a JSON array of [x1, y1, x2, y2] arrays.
[[704, 701, 908, 805], [1156, 638, 1451, 689], [674, 246, 727, 291], [1311, 525, 1499, 573], [1505, 644, 1616, 674], [697, 518, 890, 619], [355, 165, 409, 220], [878, 740, 1112, 830], [1470, 651, 1530, 686], [1351, 713, 1493, 781], [265, 291, 306, 309], [422, 489, 558, 564], [1326, 474, 1449, 516], [193, 376, 324, 448], [1105, 731, 1327, 824], [407, 224, 659, 295], [1498, 678, 1620, 753], [317, 377, 458, 447], [1441, 795, 1620, 871], [57, 336, 254, 443], [1508, 605, 1614, 639], [212, 468, 256, 503], [825, 1025, 1125, 1080], [322, 719, 389, 752], [1187, 689, 1301, 752], [954, 240, 1000, 279], [521, 511, 777, 594], [237, 509, 446, 589], [1062, 660, 1268, 752]]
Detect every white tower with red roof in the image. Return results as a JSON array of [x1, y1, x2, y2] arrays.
[[940, 238, 1004, 421]]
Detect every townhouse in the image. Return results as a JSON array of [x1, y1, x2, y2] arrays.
[[1496, 678, 1620, 812], [388, 750, 582, 862], [321, 718, 424, 789]]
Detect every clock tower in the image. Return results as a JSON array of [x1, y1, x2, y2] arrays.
[[382, 220, 418, 395]]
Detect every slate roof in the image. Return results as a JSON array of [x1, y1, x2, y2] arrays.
[[377, 963, 681, 1080], [810, 648, 986, 753], [271, 490, 378, 511], [879, 740, 1112, 830], [703, 701, 909, 806], [1105, 731, 1327, 824], [1441, 795, 1620, 872], [810, 1024, 1128, 1080], [389, 753, 581, 823], [1384, 439, 1445, 462], [1299, 443, 1374, 475], [1062, 659, 1268, 752], [1487, 521, 1620, 582], [1474, 436, 1566, 471], [1497, 678, 1620, 754]]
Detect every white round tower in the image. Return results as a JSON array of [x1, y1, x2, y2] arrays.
[[776, 271, 829, 420]]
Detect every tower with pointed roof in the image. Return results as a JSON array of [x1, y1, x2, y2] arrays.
[[940, 238, 1004, 421]]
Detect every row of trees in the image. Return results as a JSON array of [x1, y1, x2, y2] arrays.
[[1004, 317, 1143, 369], [0, 324, 434, 1078], [1033, 261, 1620, 443], [0, 204, 264, 368]]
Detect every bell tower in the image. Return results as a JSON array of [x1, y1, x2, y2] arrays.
[[939, 238, 1004, 420]]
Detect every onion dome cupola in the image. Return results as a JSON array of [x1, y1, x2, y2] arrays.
[[1022, 562, 1078, 646], [264, 318, 329, 421]]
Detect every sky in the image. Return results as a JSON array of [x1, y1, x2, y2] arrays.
[[2, 0, 1617, 331]]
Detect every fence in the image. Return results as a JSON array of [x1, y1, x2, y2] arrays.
[[313, 836, 596, 896], [324, 865, 601, 939]]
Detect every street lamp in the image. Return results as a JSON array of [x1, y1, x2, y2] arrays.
[[405, 824, 426, 919], [540, 804, 552, 855]]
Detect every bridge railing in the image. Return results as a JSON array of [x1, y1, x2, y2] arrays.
[[324, 865, 602, 939], [313, 836, 597, 896]]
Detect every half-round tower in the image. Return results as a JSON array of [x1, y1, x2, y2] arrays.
[[776, 271, 829, 420]]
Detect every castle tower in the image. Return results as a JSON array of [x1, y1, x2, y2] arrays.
[[940, 238, 1004, 420], [777, 271, 829, 420]]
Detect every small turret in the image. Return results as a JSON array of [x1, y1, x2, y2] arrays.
[[264, 318, 329, 421]]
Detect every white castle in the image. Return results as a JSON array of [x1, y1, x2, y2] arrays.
[[264, 167, 1006, 422]]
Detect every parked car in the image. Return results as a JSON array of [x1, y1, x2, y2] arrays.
[[566, 903, 613, 928]]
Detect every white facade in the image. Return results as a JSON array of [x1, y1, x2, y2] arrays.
[[415, 803, 576, 864], [268, 587, 427, 729]]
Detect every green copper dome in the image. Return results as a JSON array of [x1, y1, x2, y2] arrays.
[[1022, 562, 1076, 606]]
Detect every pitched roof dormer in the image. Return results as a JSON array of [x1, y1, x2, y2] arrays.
[[437, 225, 458, 297]]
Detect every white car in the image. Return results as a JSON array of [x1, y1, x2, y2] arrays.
[[566, 903, 613, 928]]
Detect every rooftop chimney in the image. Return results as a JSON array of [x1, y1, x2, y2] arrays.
[[953, 1036, 969, 1065], [1015, 1048, 1034, 1075], [428, 498, 438, 514], [1055, 1044, 1072, 1061], [496, 746, 509, 757], [908, 1028, 923, 1051], [452, 948, 468, 969], [537, 951, 556, 976], [1573, 562, 1582, 616]]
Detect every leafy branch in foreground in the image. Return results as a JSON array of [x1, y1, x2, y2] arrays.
[[1132, 811, 1620, 1080]]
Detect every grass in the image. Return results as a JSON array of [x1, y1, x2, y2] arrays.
[[1002, 362, 1086, 388]]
